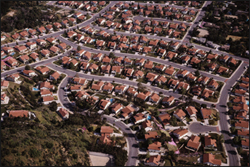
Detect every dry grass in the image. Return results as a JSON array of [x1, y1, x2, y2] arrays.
[[226, 35, 247, 41]]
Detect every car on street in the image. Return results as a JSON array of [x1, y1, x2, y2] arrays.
[[200, 122, 204, 125]]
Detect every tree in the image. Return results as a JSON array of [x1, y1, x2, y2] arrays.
[[230, 126, 236, 134], [227, 102, 233, 108], [25, 65, 31, 70], [146, 151, 150, 159], [201, 104, 207, 108], [49, 101, 57, 111], [109, 52, 115, 58], [195, 70, 200, 76], [69, 62, 75, 69], [147, 139, 153, 146]]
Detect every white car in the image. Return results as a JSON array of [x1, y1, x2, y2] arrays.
[[200, 122, 205, 125]]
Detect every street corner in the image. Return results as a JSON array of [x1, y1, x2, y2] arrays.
[[224, 79, 228, 82]]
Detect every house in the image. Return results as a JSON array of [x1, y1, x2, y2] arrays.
[[190, 57, 201, 66], [2, 47, 14, 54], [126, 87, 138, 97], [123, 57, 133, 65], [191, 86, 203, 96], [50, 71, 60, 80], [43, 96, 54, 105], [113, 57, 123, 65], [169, 42, 180, 50], [233, 103, 248, 112], [1, 80, 9, 89], [162, 96, 175, 106], [237, 129, 249, 138], [5, 73, 20, 82], [130, 36, 139, 43], [1, 61, 7, 70], [29, 52, 39, 61], [197, 76, 210, 85], [186, 106, 198, 118], [133, 113, 147, 124], [40, 81, 54, 90], [22, 70, 36, 77], [11, 33, 20, 40], [219, 55, 230, 63], [137, 91, 151, 101], [181, 55, 190, 64], [124, 68, 134, 77], [135, 58, 145, 66], [36, 39, 47, 46], [233, 96, 246, 104], [145, 131, 159, 140], [19, 31, 29, 38], [8, 110, 30, 118], [235, 120, 249, 130], [228, 57, 237, 66], [28, 29, 37, 35], [37, 26, 46, 33], [82, 51, 92, 61], [155, 75, 167, 85], [145, 154, 161, 166], [70, 85, 84, 92], [58, 108, 69, 119], [1, 92, 9, 104], [41, 49, 50, 57], [146, 73, 158, 83], [142, 120, 153, 132], [19, 54, 30, 64], [207, 79, 219, 90], [172, 128, 189, 139], [164, 66, 175, 76], [53, 22, 62, 29], [99, 99, 111, 110], [200, 108, 212, 119], [100, 126, 114, 145], [132, 45, 142, 52], [6, 57, 18, 67], [97, 18, 106, 25], [149, 93, 160, 104], [145, 26, 152, 33], [58, 42, 67, 51], [176, 69, 189, 77], [234, 89, 246, 96], [235, 111, 247, 120], [240, 77, 249, 84], [35, 66, 50, 75], [203, 153, 221, 166], [217, 66, 229, 74], [73, 77, 87, 85], [201, 89, 214, 99], [185, 135, 201, 152], [157, 48, 166, 57], [88, 63, 99, 72], [107, 41, 116, 49], [158, 113, 171, 128], [91, 81, 104, 91], [14, 45, 27, 53], [26, 42, 37, 50], [144, 60, 154, 70], [207, 63, 218, 71], [102, 82, 114, 92], [173, 109, 186, 121], [207, 54, 218, 60], [186, 73, 197, 81], [114, 85, 128, 94], [168, 78, 179, 89], [92, 53, 103, 61], [148, 142, 161, 152], [49, 46, 60, 54], [46, 24, 53, 32], [121, 105, 135, 119], [111, 66, 122, 75], [40, 89, 53, 97], [110, 103, 123, 114], [140, 36, 149, 43], [241, 139, 249, 149]]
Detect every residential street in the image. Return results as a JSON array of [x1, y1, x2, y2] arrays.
[[1, 1, 248, 166]]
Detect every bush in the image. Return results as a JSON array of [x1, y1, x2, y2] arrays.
[[88, 127, 93, 132], [73, 153, 78, 159], [29, 147, 41, 158], [49, 101, 58, 111], [46, 142, 54, 149]]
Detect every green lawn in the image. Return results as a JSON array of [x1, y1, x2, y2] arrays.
[[166, 143, 178, 152]]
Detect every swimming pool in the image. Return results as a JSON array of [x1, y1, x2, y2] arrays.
[[147, 115, 151, 120], [110, 99, 114, 103], [124, 9, 128, 12], [33, 87, 39, 91], [246, 101, 249, 106]]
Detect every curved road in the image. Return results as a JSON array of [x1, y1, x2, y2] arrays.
[[188, 122, 217, 134], [1, 1, 247, 166], [55, 67, 139, 166]]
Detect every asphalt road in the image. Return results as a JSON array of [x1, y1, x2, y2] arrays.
[[1, 1, 247, 166], [133, 15, 190, 25], [215, 61, 246, 166], [57, 35, 227, 82], [188, 122, 217, 134]]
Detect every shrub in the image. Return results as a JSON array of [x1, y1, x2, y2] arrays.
[[29, 147, 41, 158]]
